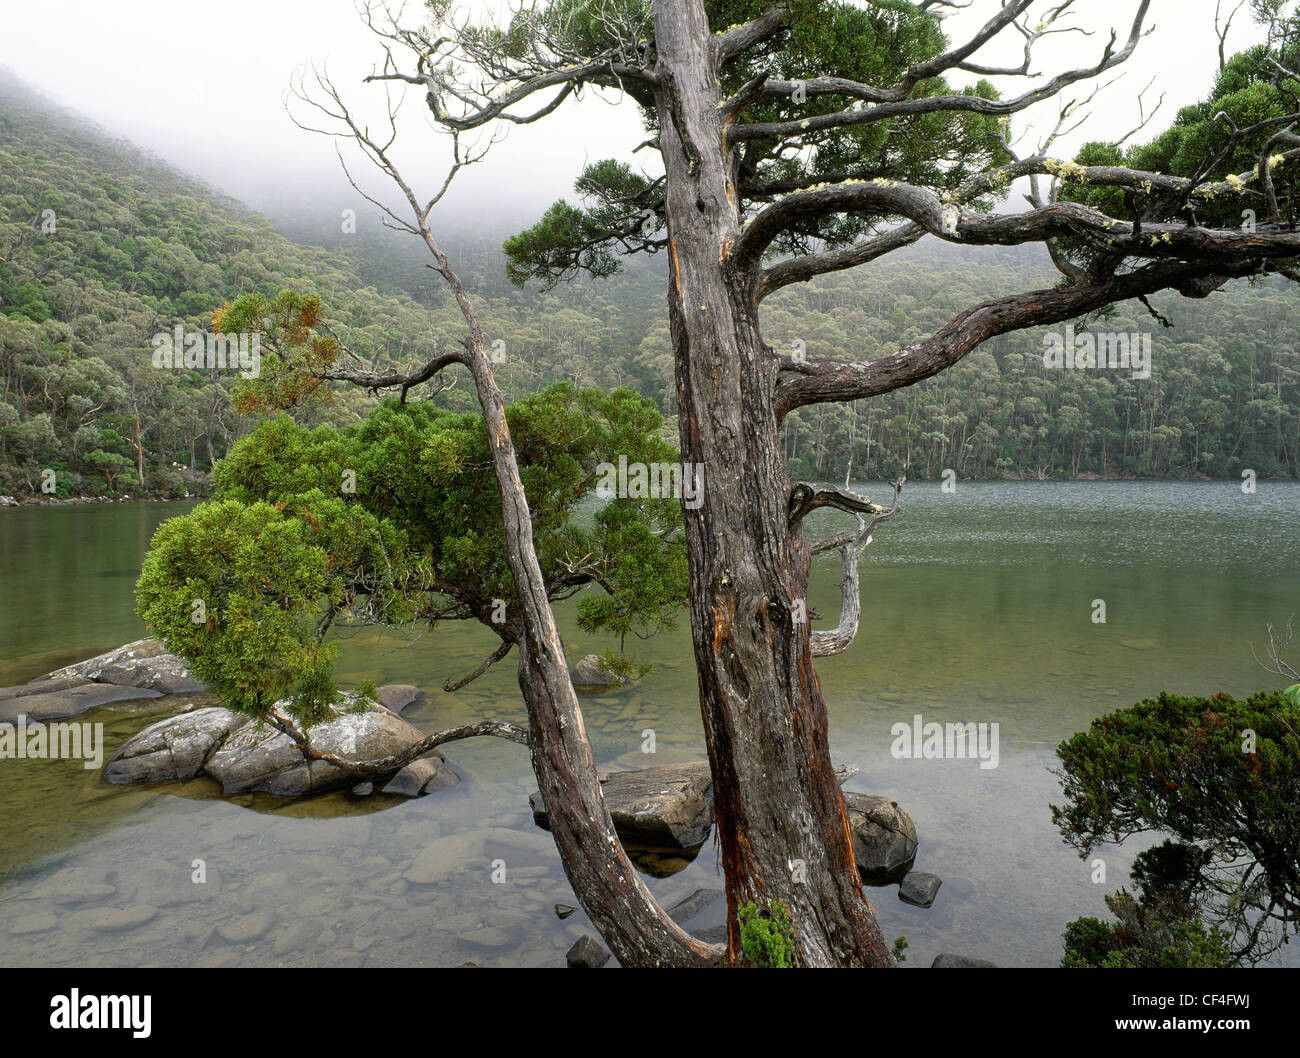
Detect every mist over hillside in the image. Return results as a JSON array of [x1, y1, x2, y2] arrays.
[[1, 65, 1296, 502]]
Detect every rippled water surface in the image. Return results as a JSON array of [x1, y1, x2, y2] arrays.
[[1, 482, 1297, 967]]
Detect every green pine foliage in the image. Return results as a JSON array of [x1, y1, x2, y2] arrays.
[[506, 0, 1007, 283], [1059, 35, 1300, 257], [1062, 891, 1235, 968], [1053, 689, 1300, 963], [136, 382, 689, 725]]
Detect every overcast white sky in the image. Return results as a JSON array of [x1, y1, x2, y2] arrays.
[[0, 0, 1271, 228]]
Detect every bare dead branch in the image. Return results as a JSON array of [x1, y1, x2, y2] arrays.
[[1216, 0, 1248, 71], [265, 709, 530, 778], [318, 349, 470, 399], [788, 481, 885, 531], [808, 478, 903, 658], [729, 2, 1151, 145], [1253, 615, 1300, 684], [443, 638, 515, 692]]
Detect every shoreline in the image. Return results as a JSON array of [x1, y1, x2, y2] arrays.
[[0, 494, 208, 508], [3, 474, 1293, 508]]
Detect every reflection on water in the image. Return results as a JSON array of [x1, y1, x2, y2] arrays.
[[1, 482, 1297, 966]]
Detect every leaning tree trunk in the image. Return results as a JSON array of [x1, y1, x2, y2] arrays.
[[460, 314, 716, 968], [652, 0, 896, 967]]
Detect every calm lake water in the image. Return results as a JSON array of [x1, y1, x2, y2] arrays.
[[1, 481, 1297, 967]]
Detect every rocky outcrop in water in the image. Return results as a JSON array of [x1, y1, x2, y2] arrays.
[[104, 691, 456, 798], [45, 638, 207, 695], [529, 762, 714, 850], [0, 638, 206, 723], [0, 677, 160, 723], [843, 792, 919, 884], [528, 763, 920, 885]]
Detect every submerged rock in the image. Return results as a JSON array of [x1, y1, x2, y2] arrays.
[[566, 934, 611, 968], [105, 687, 454, 798], [49, 869, 117, 906], [10, 911, 58, 935], [404, 827, 555, 885], [666, 887, 725, 924], [669, 887, 728, 938], [898, 871, 943, 908], [931, 952, 997, 968], [69, 905, 159, 934], [273, 919, 324, 956], [690, 924, 729, 945], [568, 654, 630, 693], [404, 833, 485, 885], [530, 762, 714, 850], [458, 923, 523, 951], [622, 843, 701, 877], [382, 751, 456, 797], [218, 910, 276, 944]]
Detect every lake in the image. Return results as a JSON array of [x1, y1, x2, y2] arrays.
[[1, 481, 1297, 967]]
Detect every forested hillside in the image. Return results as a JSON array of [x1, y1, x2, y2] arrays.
[[766, 252, 1299, 481], [0, 68, 1295, 499]]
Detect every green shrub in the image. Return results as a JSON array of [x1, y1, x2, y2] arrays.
[[738, 899, 795, 968], [1062, 890, 1234, 968]]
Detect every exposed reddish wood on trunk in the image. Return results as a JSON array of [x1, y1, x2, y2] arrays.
[[651, 0, 896, 968]]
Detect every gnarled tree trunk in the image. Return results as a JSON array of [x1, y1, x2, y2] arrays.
[[652, 0, 896, 967]]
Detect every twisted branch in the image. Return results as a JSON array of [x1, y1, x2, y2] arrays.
[[807, 478, 903, 659]]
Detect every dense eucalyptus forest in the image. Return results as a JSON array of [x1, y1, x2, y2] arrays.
[[2, 67, 1295, 501]]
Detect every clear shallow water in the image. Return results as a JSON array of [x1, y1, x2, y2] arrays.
[[1, 481, 1297, 967]]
